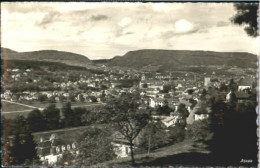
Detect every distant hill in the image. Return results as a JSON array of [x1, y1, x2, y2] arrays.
[[92, 59, 110, 64], [1, 48, 91, 67], [107, 49, 257, 70], [2, 48, 256, 71]]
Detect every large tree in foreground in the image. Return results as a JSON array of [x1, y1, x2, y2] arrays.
[[75, 127, 116, 166], [107, 93, 149, 165], [231, 3, 258, 37]]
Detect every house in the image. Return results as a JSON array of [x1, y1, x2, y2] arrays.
[[188, 99, 210, 123], [150, 98, 165, 108], [35, 134, 77, 165], [111, 132, 132, 158], [161, 115, 180, 127], [194, 113, 209, 121], [238, 77, 255, 91], [204, 77, 220, 88], [112, 141, 131, 158], [204, 77, 211, 87], [139, 80, 169, 91], [235, 91, 251, 103]]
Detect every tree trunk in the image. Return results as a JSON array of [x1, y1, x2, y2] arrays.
[[129, 139, 135, 166], [147, 129, 151, 155]]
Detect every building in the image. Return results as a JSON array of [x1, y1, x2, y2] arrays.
[[238, 77, 255, 91], [194, 113, 209, 121], [35, 134, 77, 165], [235, 91, 251, 103], [204, 77, 211, 87], [226, 91, 237, 103], [150, 98, 165, 108], [111, 132, 132, 158]]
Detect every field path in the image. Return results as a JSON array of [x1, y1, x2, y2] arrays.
[[2, 99, 38, 109]]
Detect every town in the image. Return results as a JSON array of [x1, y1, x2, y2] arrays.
[[2, 59, 257, 166]]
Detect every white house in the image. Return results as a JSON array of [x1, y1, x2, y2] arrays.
[[112, 142, 131, 158], [194, 114, 209, 121]]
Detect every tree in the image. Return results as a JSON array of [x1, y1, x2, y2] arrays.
[[69, 94, 75, 102], [61, 102, 74, 127], [9, 117, 39, 165], [10, 115, 27, 136], [75, 127, 116, 166], [138, 121, 171, 153], [42, 104, 60, 130], [2, 116, 12, 166], [38, 94, 48, 102], [26, 109, 46, 132], [177, 104, 189, 118], [10, 131, 23, 165], [20, 130, 39, 165], [208, 98, 257, 166], [59, 95, 66, 102], [107, 94, 149, 165], [73, 107, 87, 127], [168, 125, 186, 143], [219, 82, 228, 92], [175, 103, 189, 128], [156, 103, 172, 116], [186, 119, 212, 141], [48, 96, 56, 103], [187, 89, 194, 95], [228, 79, 238, 92], [231, 3, 258, 37], [161, 85, 171, 93]]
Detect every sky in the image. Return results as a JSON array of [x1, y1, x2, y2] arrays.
[[1, 2, 259, 60]]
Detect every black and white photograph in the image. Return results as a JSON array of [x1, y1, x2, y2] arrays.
[[1, 1, 259, 167]]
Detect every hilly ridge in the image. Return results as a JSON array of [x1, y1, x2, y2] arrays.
[[1, 48, 91, 67], [1, 48, 257, 70], [107, 49, 257, 69]]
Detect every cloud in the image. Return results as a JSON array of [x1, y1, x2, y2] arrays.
[[2, 2, 51, 14], [160, 28, 199, 39], [174, 19, 196, 33], [118, 17, 132, 27], [159, 19, 199, 39], [36, 12, 60, 28], [216, 21, 229, 27], [116, 30, 134, 37], [90, 14, 108, 21]]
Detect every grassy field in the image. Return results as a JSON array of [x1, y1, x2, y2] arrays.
[[95, 139, 210, 167], [96, 138, 256, 167], [1, 100, 104, 119], [1, 101, 35, 112], [2, 111, 33, 119], [20, 101, 103, 109], [1, 100, 37, 119]]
